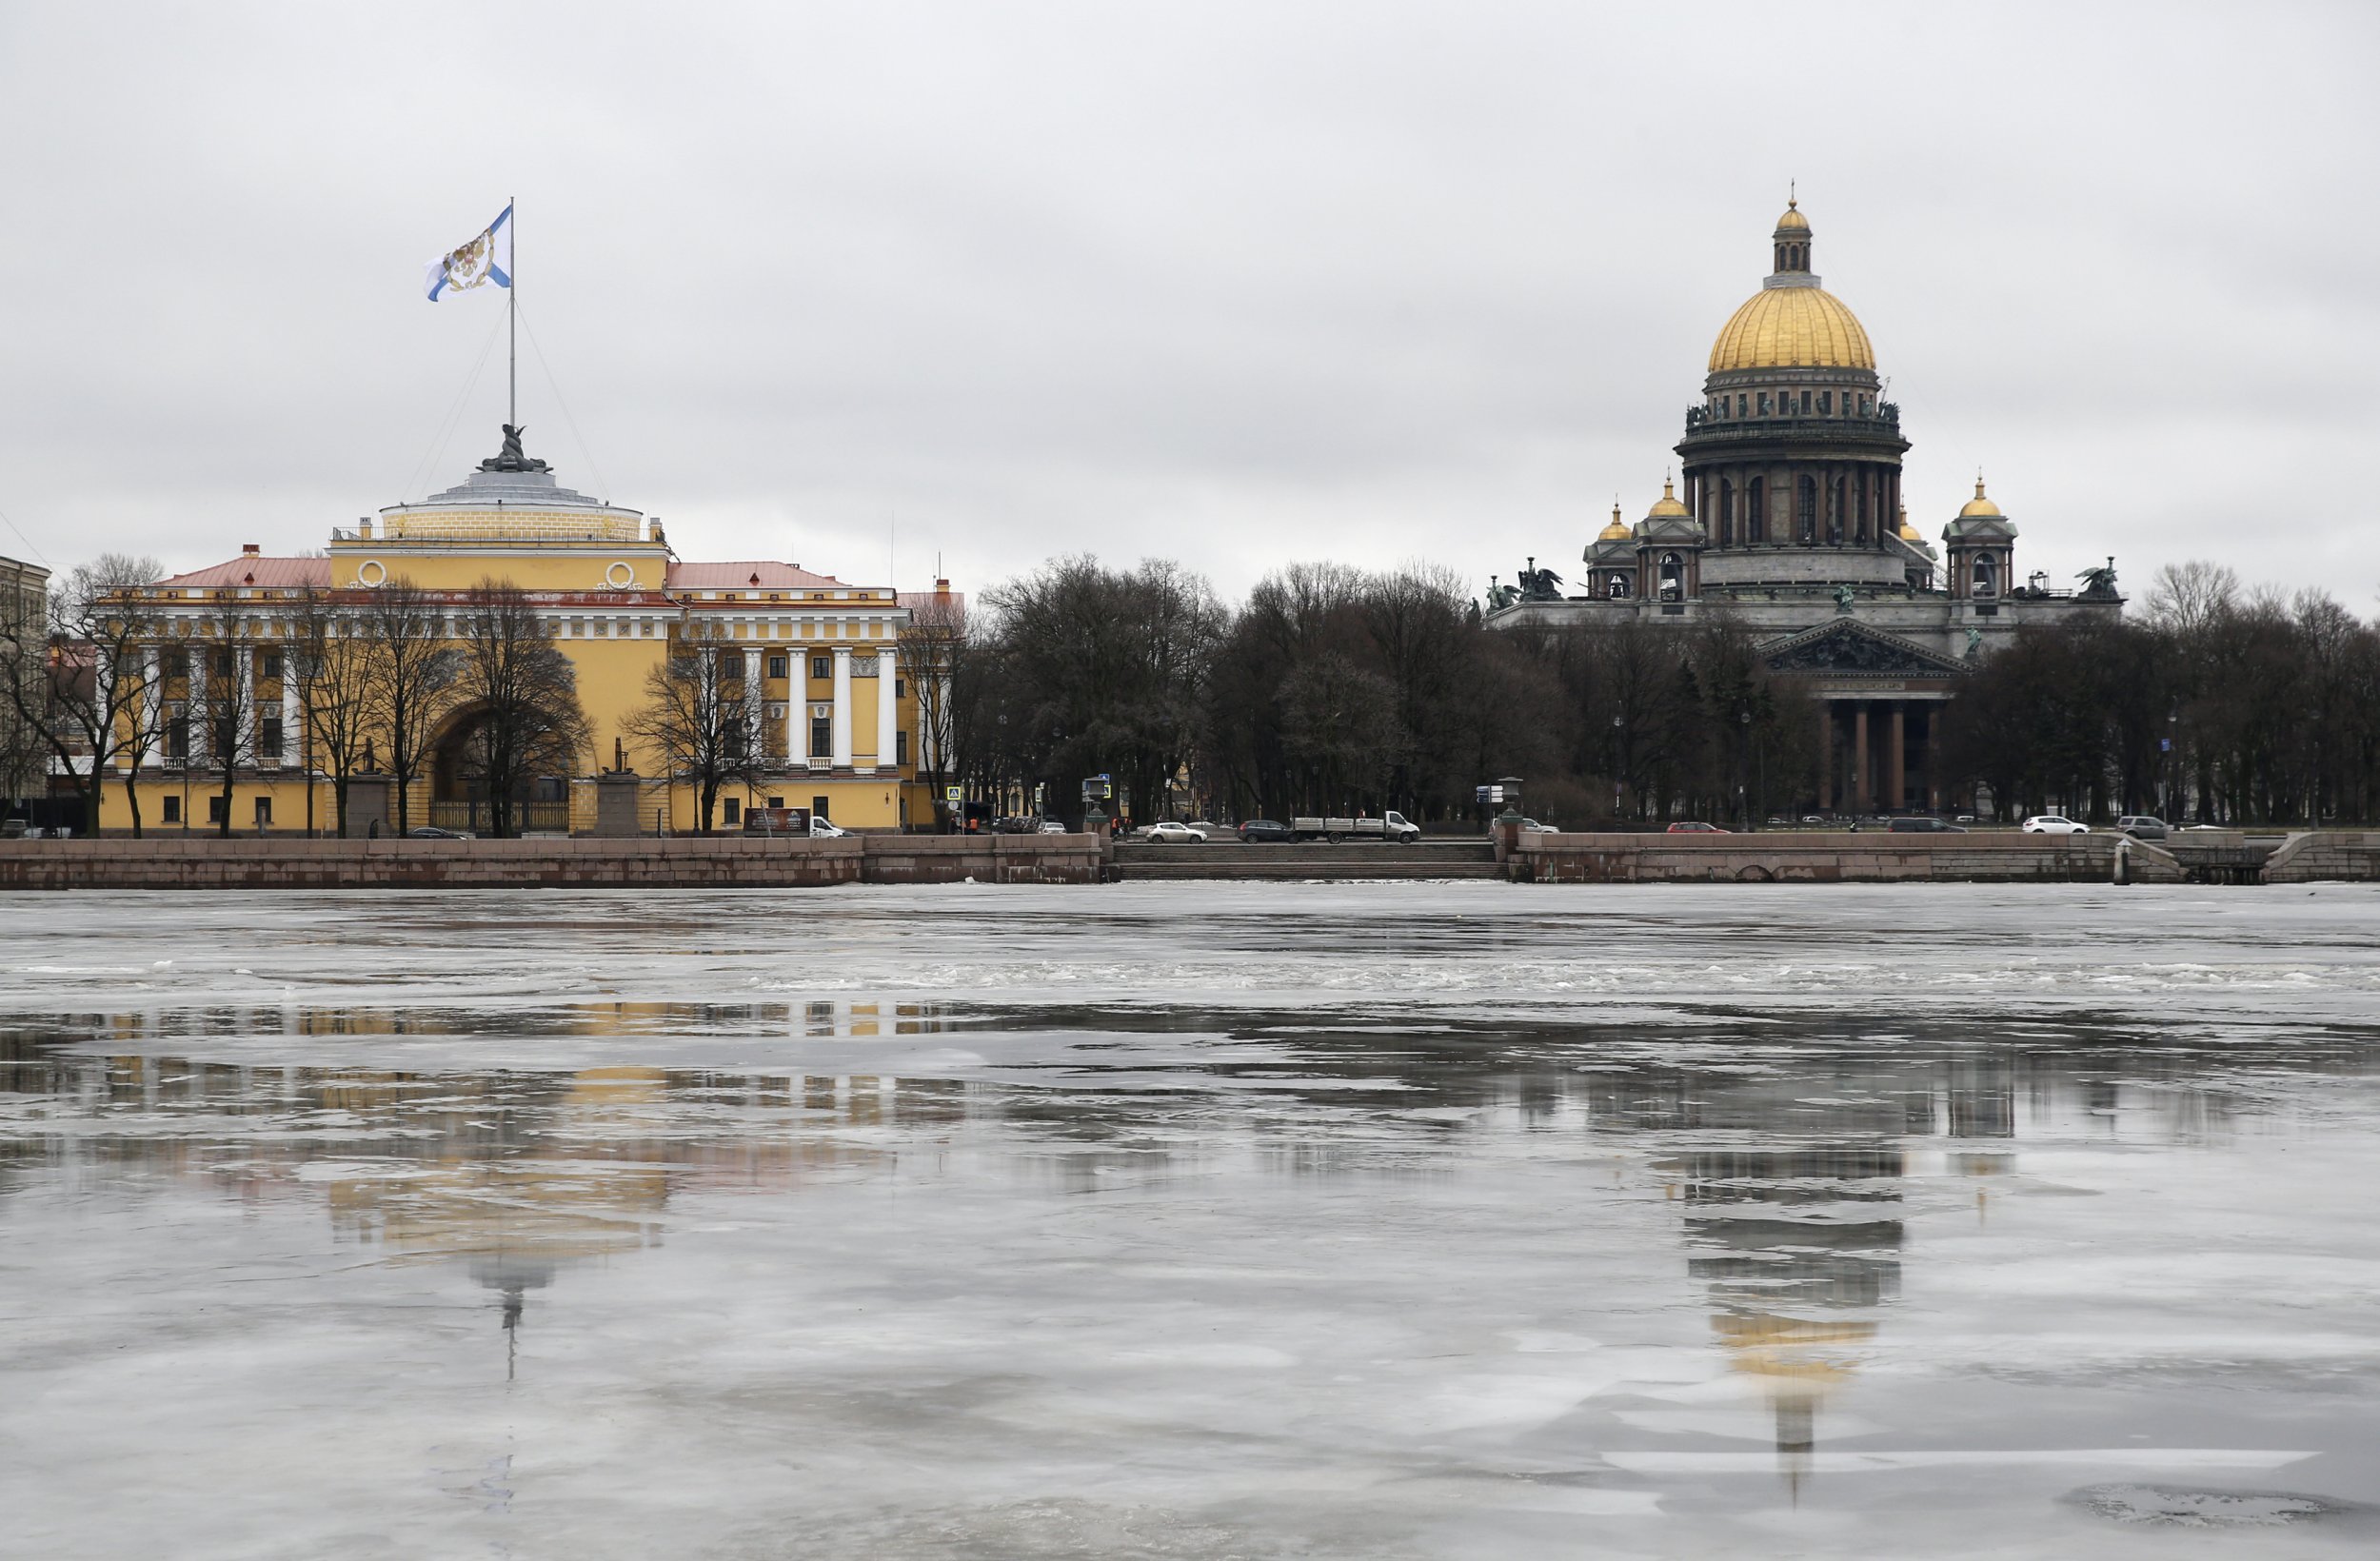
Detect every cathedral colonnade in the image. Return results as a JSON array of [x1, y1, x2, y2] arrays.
[[1815, 696, 1947, 815]]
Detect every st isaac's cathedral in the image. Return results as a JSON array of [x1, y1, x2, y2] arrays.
[[1483, 200, 2123, 814]]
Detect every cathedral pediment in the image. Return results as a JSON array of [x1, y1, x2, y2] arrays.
[[1761, 618, 1969, 679]]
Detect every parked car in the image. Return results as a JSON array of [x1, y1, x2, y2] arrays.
[[1665, 820, 1728, 834], [1037, 820, 1068, 835], [1954, 814, 1977, 824], [407, 825, 468, 840], [1238, 819, 1294, 844], [1519, 818, 1557, 834], [2115, 815, 2169, 840], [1800, 815, 1824, 825], [1887, 817, 1967, 834], [2022, 815, 2089, 835], [809, 818, 849, 839], [1144, 820, 1207, 843]]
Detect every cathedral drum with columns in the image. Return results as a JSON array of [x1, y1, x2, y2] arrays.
[[1486, 200, 2124, 815]]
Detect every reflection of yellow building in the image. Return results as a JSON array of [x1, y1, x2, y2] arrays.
[[94, 427, 950, 833]]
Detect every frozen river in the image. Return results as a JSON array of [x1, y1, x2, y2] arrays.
[[4, 882, 2378, 1557]]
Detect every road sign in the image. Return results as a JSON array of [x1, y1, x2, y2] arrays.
[[944, 786, 963, 803]]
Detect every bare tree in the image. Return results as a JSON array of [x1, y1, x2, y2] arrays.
[[622, 643, 765, 831], [896, 585, 968, 825], [0, 553, 163, 835], [364, 577, 459, 833], [290, 587, 378, 835], [454, 581, 589, 837], [190, 596, 259, 836]]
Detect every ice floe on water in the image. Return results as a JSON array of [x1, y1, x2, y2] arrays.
[[1, 881, 2377, 1557]]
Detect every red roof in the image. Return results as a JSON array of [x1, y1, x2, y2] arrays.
[[156, 557, 331, 590], [664, 561, 847, 589]]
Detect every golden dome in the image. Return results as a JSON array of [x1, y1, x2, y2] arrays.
[[1774, 197, 1810, 234], [1647, 476, 1692, 519], [1710, 285, 1874, 372], [1957, 477, 2003, 519], [1897, 504, 1922, 542], [1597, 502, 1633, 543]]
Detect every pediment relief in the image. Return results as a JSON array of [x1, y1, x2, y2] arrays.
[[1762, 620, 1969, 679]]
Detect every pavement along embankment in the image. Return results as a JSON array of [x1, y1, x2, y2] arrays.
[[0, 833, 1104, 890]]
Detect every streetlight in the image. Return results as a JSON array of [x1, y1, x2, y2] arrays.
[[2164, 697, 2179, 822], [1738, 704, 1753, 833], [1611, 713, 1625, 823]]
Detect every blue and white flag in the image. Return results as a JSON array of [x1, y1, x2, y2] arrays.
[[424, 204, 512, 302]]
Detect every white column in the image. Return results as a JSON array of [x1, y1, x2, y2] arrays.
[[830, 647, 853, 770], [236, 642, 254, 762], [787, 647, 808, 769], [279, 651, 298, 766], [188, 642, 209, 767], [140, 647, 160, 769], [875, 650, 897, 774]]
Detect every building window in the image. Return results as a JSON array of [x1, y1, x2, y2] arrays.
[[1818, 390, 1832, 415], [894, 678, 905, 698], [811, 717, 831, 756], [810, 656, 831, 681], [722, 797, 741, 825], [1797, 475, 1818, 543], [1748, 477, 1766, 543], [162, 796, 180, 824], [721, 653, 744, 682], [1973, 558, 1998, 597], [811, 795, 831, 821], [262, 715, 283, 755], [261, 651, 283, 679], [208, 795, 228, 825], [766, 796, 784, 809], [1756, 392, 1771, 416], [1607, 573, 1630, 599], [767, 654, 787, 680], [1800, 390, 1812, 414], [253, 797, 272, 828], [166, 705, 188, 761], [1735, 395, 1748, 418], [895, 731, 909, 766]]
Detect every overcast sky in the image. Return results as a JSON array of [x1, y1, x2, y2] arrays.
[[1, 2, 2373, 608]]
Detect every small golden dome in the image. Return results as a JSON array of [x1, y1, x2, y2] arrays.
[[1957, 477, 2003, 519], [1709, 285, 1874, 372], [1597, 502, 1632, 543], [1647, 476, 1692, 519], [1897, 504, 1922, 542], [1774, 196, 1810, 235]]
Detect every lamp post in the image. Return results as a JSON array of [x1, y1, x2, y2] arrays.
[[2164, 698, 2179, 823], [1737, 704, 1753, 833], [1611, 713, 1625, 823]]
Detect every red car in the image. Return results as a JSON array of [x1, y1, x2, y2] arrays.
[[1665, 821, 1730, 833]]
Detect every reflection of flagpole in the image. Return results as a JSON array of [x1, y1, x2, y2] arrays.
[[508, 195, 517, 429]]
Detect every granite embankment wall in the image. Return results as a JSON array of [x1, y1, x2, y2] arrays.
[[0, 834, 1104, 890], [2262, 831, 2380, 882], [1504, 830, 2187, 884]]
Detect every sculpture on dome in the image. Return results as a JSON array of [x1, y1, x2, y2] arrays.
[[479, 423, 551, 474]]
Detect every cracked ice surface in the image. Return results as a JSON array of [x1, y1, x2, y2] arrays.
[[3, 881, 2380, 1558]]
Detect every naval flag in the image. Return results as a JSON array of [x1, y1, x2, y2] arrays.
[[425, 204, 513, 301]]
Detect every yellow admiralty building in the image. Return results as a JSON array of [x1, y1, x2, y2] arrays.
[[91, 427, 952, 835]]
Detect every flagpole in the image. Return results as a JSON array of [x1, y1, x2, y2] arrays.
[[507, 195, 517, 428]]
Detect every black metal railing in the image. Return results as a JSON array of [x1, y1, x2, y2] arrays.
[[429, 800, 571, 835], [1679, 410, 1904, 443]]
